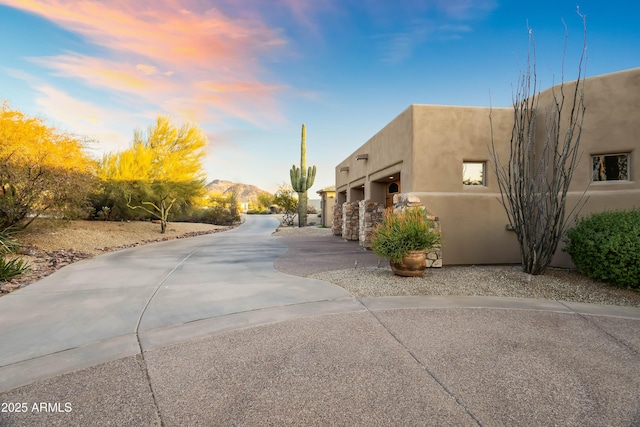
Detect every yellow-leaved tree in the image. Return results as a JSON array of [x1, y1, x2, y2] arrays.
[[97, 116, 207, 233], [0, 102, 95, 229]]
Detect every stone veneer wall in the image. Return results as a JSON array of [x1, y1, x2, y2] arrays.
[[332, 203, 343, 236], [393, 193, 443, 268], [341, 201, 360, 241], [359, 200, 385, 249]]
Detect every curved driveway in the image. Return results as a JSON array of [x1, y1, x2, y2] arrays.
[[1, 215, 640, 426], [0, 215, 358, 391]]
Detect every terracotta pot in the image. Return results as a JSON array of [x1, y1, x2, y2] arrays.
[[390, 250, 427, 277]]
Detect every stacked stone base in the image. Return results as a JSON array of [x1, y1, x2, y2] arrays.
[[332, 193, 442, 268], [359, 200, 385, 249], [341, 202, 359, 241], [332, 203, 343, 236]]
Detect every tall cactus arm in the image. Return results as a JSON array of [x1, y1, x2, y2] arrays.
[[307, 165, 317, 189], [301, 124, 307, 173]]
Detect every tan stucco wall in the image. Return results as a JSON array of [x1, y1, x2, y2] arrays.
[[536, 67, 640, 193], [334, 68, 640, 267], [536, 68, 640, 267], [408, 105, 519, 264], [412, 192, 521, 265], [411, 105, 512, 192], [335, 106, 413, 201]]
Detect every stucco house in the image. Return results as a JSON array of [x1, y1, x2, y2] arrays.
[[316, 186, 336, 227], [334, 68, 640, 267]]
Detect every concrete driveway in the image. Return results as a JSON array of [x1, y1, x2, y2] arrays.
[[0, 215, 356, 391], [1, 215, 640, 426]]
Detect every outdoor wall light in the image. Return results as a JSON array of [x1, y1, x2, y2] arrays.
[[355, 154, 368, 160], [340, 167, 350, 172]]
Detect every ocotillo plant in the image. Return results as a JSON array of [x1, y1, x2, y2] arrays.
[[290, 124, 316, 227]]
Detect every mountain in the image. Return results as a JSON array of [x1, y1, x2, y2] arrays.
[[205, 179, 272, 202]]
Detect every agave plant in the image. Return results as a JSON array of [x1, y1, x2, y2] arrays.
[[0, 257, 29, 281], [0, 227, 20, 254], [0, 226, 29, 282]]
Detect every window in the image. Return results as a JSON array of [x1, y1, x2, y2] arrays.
[[463, 162, 485, 186], [592, 154, 629, 181]]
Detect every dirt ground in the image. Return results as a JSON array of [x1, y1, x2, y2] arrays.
[[15, 219, 230, 255]]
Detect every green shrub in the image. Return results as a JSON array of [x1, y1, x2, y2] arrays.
[[564, 209, 640, 289], [200, 206, 240, 225]]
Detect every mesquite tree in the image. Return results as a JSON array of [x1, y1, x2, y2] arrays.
[[490, 12, 587, 275], [290, 124, 316, 227]]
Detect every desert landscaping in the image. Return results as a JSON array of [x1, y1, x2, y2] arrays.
[[1, 219, 234, 293], [1, 215, 638, 308]]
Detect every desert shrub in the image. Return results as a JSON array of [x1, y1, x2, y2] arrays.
[[372, 207, 441, 263], [274, 183, 298, 226], [307, 205, 317, 214], [199, 206, 240, 225], [564, 209, 640, 289]]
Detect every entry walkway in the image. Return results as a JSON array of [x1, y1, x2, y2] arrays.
[[1, 215, 639, 426]]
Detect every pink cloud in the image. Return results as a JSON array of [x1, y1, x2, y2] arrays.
[[3, 0, 290, 127], [31, 54, 176, 94]]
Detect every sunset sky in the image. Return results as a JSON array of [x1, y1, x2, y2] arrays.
[[1, 1, 638, 195]]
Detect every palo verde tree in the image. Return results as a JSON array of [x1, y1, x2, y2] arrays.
[[290, 124, 316, 227], [490, 11, 588, 275], [0, 102, 95, 229], [97, 116, 207, 233]]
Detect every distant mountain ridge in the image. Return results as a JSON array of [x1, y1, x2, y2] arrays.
[[205, 179, 272, 202]]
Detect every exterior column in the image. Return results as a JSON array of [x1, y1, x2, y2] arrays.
[[359, 200, 384, 249], [332, 203, 343, 236]]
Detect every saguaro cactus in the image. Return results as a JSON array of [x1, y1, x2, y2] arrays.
[[290, 124, 316, 227]]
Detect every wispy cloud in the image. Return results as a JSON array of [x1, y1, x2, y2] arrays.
[[32, 84, 138, 153], [366, 0, 496, 64], [2, 0, 290, 128], [434, 0, 497, 20]]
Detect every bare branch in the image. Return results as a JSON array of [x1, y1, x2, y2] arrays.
[[489, 14, 588, 275]]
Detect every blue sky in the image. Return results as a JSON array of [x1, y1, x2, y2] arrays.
[[1, 0, 638, 195]]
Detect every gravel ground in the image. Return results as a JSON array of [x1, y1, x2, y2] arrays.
[[274, 225, 640, 307], [309, 266, 640, 307]]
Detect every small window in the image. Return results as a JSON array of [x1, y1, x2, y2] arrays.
[[592, 154, 629, 181], [388, 182, 399, 193], [463, 162, 485, 186]]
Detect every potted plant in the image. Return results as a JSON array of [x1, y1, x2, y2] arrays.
[[371, 207, 441, 277]]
